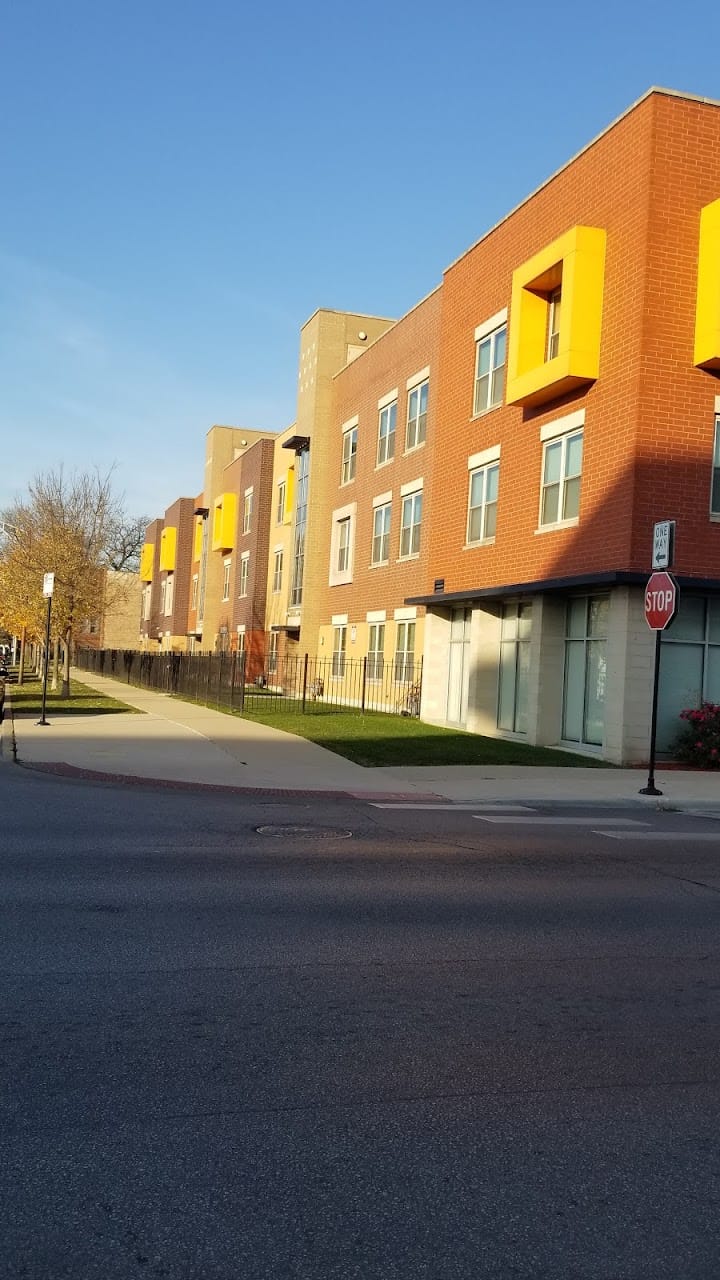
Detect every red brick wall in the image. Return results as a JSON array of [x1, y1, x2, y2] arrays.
[[427, 90, 720, 595]]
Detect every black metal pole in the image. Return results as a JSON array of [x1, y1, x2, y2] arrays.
[[37, 594, 52, 726], [639, 629, 663, 795]]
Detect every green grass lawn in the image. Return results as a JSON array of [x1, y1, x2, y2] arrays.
[[238, 703, 613, 768], [5, 673, 140, 718]]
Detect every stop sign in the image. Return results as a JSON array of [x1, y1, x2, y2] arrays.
[[644, 570, 678, 630]]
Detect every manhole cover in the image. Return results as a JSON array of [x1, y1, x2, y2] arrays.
[[256, 825, 352, 839]]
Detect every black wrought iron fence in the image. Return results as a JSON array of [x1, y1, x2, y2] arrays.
[[75, 648, 423, 717]]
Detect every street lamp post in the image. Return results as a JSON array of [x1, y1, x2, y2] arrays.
[[37, 573, 55, 727]]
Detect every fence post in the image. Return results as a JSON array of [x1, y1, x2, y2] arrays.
[[302, 653, 309, 712], [217, 651, 224, 706], [205, 655, 212, 704], [361, 655, 367, 713], [239, 649, 246, 712], [229, 651, 236, 709]]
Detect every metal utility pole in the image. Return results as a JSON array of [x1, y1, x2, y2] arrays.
[[37, 573, 55, 727]]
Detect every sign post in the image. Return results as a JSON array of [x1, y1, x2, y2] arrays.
[[37, 573, 54, 727], [640, 529, 679, 796]]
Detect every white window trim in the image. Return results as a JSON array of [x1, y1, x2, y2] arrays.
[[331, 613, 348, 626], [372, 490, 392, 508], [468, 444, 501, 471], [394, 606, 417, 621], [239, 550, 250, 596], [539, 408, 585, 443], [378, 388, 398, 410], [366, 610, 386, 623], [465, 459, 499, 549], [406, 365, 430, 391], [535, 423, 584, 533], [329, 503, 356, 587], [474, 308, 508, 343], [400, 477, 423, 497], [370, 501, 391, 568], [340, 414, 359, 434]]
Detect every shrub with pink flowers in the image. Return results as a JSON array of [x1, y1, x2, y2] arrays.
[[672, 702, 720, 769]]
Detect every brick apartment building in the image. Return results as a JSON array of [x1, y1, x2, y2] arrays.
[[133, 87, 720, 763]]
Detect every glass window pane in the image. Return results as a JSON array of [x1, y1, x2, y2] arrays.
[[708, 598, 720, 644], [562, 640, 585, 741], [494, 327, 506, 366], [518, 604, 532, 640], [486, 465, 499, 502], [657, 643, 705, 752], [470, 471, 484, 506], [667, 596, 705, 642], [588, 596, 609, 638], [515, 638, 530, 734], [544, 440, 562, 484], [541, 483, 559, 525], [712, 468, 720, 515], [584, 640, 606, 745], [484, 501, 497, 539], [562, 475, 581, 520], [565, 432, 583, 476], [497, 643, 517, 731], [477, 339, 491, 377], [474, 374, 489, 415], [567, 598, 587, 638]]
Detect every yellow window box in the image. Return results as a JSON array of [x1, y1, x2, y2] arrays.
[[694, 197, 720, 371], [506, 225, 606, 409], [159, 526, 177, 572], [212, 493, 237, 552], [139, 542, 154, 583]]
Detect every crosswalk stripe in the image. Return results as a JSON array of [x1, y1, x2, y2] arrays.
[[474, 816, 650, 826], [596, 831, 720, 841], [370, 802, 535, 811]]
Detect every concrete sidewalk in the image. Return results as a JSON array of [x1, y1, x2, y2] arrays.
[[2, 667, 719, 810]]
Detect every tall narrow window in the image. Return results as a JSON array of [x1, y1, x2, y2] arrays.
[[272, 549, 283, 593], [291, 448, 309, 609], [165, 574, 174, 616], [377, 401, 396, 466], [190, 574, 198, 611], [394, 621, 416, 683], [341, 426, 357, 484], [547, 288, 562, 360], [267, 631, 278, 675], [474, 325, 506, 415], [222, 559, 231, 602], [540, 430, 583, 526], [467, 462, 499, 543], [399, 491, 422, 558], [406, 381, 428, 450], [712, 416, 720, 516], [337, 518, 351, 573], [371, 503, 391, 565], [276, 480, 286, 525], [367, 622, 385, 681], [332, 625, 347, 677], [498, 603, 532, 734], [243, 490, 253, 534], [239, 553, 249, 598]]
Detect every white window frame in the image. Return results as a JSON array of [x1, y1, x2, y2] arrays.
[[341, 424, 358, 485], [222, 559, 231, 602], [399, 483, 423, 560], [243, 488, 253, 535], [371, 502, 391, 566], [239, 552, 250, 598], [267, 630, 278, 674], [405, 379, 428, 452], [547, 286, 562, 361], [276, 479, 286, 525], [367, 621, 385, 682], [329, 502, 356, 587], [164, 573, 174, 616], [332, 624, 347, 678], [536, 411, 585, 532], [473, 313, 507, 416], [272, 548, 283, 593], [467, 461, 499, 545], [377, 398, 397, 466], [190, 574, 198, 611], [394, 619, 416, 683]]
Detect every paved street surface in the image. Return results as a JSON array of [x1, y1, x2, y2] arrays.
[[2, 760, 720, 1278]]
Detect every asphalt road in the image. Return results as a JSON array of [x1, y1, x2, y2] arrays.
[[2, 762, 720, 1279]]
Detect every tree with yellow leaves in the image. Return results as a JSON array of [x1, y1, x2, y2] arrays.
[[0, 469, 147, 696]]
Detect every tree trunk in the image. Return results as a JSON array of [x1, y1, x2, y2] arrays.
[[17, 624, 26, 686], [51, 640, 60, 691], [62, 626, 72, 698]]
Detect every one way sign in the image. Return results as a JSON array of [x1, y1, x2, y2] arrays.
[[652, 520, 675, 570]]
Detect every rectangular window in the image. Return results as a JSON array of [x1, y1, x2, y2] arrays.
[[372, 503, 391, 565], [367, 622, 385, 682], [272, 549, 283, 593], [467, 463, 499, 543], [267, 631, 278, 675], [337, 517, 351, 573], [159, 579, 167, 615], [540, 430, 583, 526], [243, 490, 253, 534], [190, 574, 198, 611], [290, 448, 309, 609], [222, 560, 231, 602], [276, 480, 286, 525], [237, 629, 246, 656], [497, 603, 532, 733], [332, 625, 347, 677], [239, 554, 249, 598], [562, 596, 608, 747], [377, 401, 397, 466], [474, 325, 506, 415], [394, 620, 416, 683], [165, 574, 174, 616], [399, 491, 422, 558], [707, 417, 712, 512], [142, 585, 151, 621], [406, 381, 428, 451], [341, 426, 357, 484], [547, 287, 562, 361]]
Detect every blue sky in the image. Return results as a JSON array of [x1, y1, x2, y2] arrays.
[[1, 0, 718, 519]]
